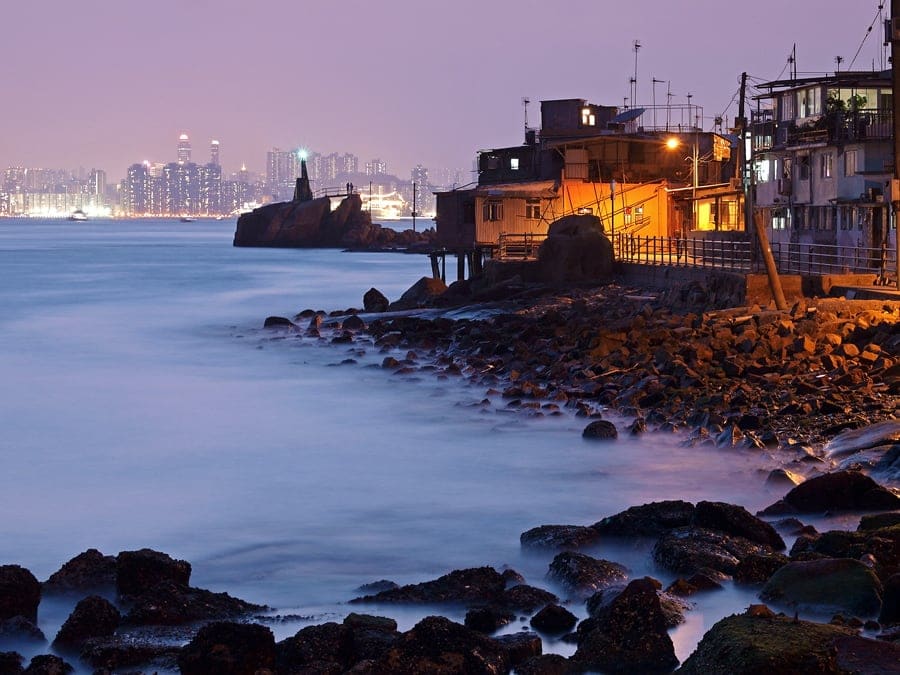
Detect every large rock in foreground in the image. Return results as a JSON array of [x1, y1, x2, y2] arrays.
[[760, 558, 883, 617], [0, 566, 40, 623], [538, 214, 614, 284], [678, 609, 900, 674], [760, 470, 900, 514]]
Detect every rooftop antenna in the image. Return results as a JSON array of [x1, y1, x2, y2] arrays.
[[632, 40, 642, 108], [687, 92, 693, 130], [666, 81, 674, 131], [522, 97, 530, 132], [652, 77, 664, 129], [835, 55, 844, 71], [788, 43, 797, 79]]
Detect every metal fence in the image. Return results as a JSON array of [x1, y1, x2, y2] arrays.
[[497, 232, 546, 259], [612, 234, 755, 271], [773, 241, 898, 280]]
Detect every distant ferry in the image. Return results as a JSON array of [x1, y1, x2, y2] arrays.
[[179, 216, 196, 223], [68, 209, 88, 221]]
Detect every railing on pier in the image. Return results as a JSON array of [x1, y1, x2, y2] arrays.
[[497, 232, 547, 260], [774, 241, 897, 281], [612, 234, 754, 271]]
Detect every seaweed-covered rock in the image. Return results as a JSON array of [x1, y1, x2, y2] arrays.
[[733, 552, 790, 584], [858, 512, 900, 531], [115, 549, 191, 598], [178, 621, 275, 675], [593, 501, 695, 537], [582, 419, 618, 440], [573, 577, 678, 674], [42, 550, 117, 595], [350, 566, 506, 605], [499, 584, 559, 612], [693, 501, 785, 549], [276, 621, 351, 672], [0, 567, 40, 624], [759, 470, 900, 515], [547, 552, 628, 599], [760, 558, 883, 617], [678, 610, 900, 674], [653, 527, 772, 576], [520, 524, 601, 550], [789, 525, 900, 579], [530, 604, 577, 634], [494, 632, 542, 668], [52, 596, 119, 648], [373, 616, 508, 674], [342, 613, 399, 663], [123, 580, 262, 626]]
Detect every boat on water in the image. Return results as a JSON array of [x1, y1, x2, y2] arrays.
[[68, 209, 88, 221], [179, 216, 196, 223]]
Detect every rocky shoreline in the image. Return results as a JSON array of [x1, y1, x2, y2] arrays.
[[3, 277, 898, 673]]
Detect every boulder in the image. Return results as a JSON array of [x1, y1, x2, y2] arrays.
[[653, 527, 773, 576], [761, 558, 883, 617], [464, 606, 514, 633], [276, 621, 351, 672], [582, 419, 618, 440], [178, 622, 275, 675], [342, 613, 400, 663], [0, 617, 44, 643], [547, 551, 627, 599], [388, 277, 448, 311], [262, 315, 296, 329], [530, 603, 577, 634], [42, 550, 116, 595], [515, 654, 572, 675], [499, 584, 559, 612], [363, 288, 390, 313], [115, 548, 191, 598], [538, 215, 614, 285], [824, 419, 900, 456], [677, 610, 898, 674], [79, 636, 180, 672], [123, 580, 262, 626], [233, 196, 333, 247], [692, 501, 785, 549], [881, 573, 900, 624], [20, 655, 73, 675], [350, 566, 506, 605], [0, 652, 23, 675], [52, 595, 119, 648], [759, 470, 900, 514], [593, 500, 695, 537], [733, 552, 790, 585], [0, 566, 40, 623], [789, 526, 900, 575], [494, 632, 542, 668], [573, 577, 678, 674], [373, 616, 508, 674], [519, 524, 601, 550]]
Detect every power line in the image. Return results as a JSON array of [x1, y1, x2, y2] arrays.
[[848, 2, 885, 70]]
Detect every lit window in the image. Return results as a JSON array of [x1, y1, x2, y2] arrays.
[[576, 206, 593, 215], [844, 150, 858, 176], [510, 158, 520, 170], [821, 153, 833, 178], [581, 108, 595, 126]]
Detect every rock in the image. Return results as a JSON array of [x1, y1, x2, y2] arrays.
[[759, 470, 900, 514], [79, 636, 180, 672], [42, 550, 117, 595], [342, 315, 366, 331], [824, 419, 900, 456], [515, 654, 572, 675], [765, 468, 805, 488], [0, 652, 23, 675], [761, 558, 883, 617], [342, 613, 400, 663], [0, 566, 40, 623], [276, 621, 351, 672], [464, 606, 514, 633], [373, 616, 508, 674], [881, 573, 900, 624], [0, 617, 44, 643], [123, 580, 262, 626], [388, 277, 448, 311], [354, 580, 398, 594], [582, 419, 618, 440], [573, 577, 678, 674], [178, 621, 275, 675], [350, 566, 506, 605], [652, 527, 773, 576], [874, 443, 900, 480], [262, 315, 296, 329], [115, 548, 191, 598], [20, 655, 72, 675], [530, 604, 577, 634], [494, 632, 542, 668], [547, 552, 628, 599], [692, 501, 785, 549], [858, 512, 900, 531], [499, 584, 559, 612], [363, 288, 389, 313], [537, 215, 614, 285], [733, 552, 789, 584], [519, 524, 601, 550], [592, 500, 695, 537], [677, 610, 896, 674], [52, 596, 119, 648]]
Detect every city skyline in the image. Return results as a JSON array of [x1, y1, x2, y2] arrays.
[[0, 1, 890, 177]]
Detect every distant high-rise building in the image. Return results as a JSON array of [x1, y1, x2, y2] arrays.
[[266, 148, 300, 201], [124, 163, 151, 215], [210, 139, 220, 167], [88, 169, 107, 197], [365, 158, 386, 176], [177, 133, 191, 164], [411, 164, 428, 186]]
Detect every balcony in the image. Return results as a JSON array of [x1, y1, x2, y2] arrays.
[[772, 109, 893, 149]]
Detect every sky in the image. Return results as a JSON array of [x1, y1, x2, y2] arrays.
[[1, 0, 891, 181]]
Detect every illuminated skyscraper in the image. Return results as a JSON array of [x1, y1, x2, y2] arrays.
[[177, 133, 191, 164], [266, 148, 300, 201], [210, 140, 220, 167]]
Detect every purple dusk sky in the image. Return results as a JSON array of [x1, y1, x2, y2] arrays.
[[1, 0, 889, 180]]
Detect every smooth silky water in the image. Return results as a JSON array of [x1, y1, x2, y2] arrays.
[[0, 219, 827, 670]]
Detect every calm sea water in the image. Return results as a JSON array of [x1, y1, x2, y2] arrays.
[[0, 219, 795, 669]]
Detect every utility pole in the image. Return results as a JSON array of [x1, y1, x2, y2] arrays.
[[412, 181, 417, 233], [892, 0, 900, 287]]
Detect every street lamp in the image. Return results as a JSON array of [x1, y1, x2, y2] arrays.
[[666, 135, 699, 231]]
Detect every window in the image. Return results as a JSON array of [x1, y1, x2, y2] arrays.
[[576, 206, 593, 215], [525, 199, 540, 220], [510, 158, 520, 171], [797, 155, 810, 181], [844, 150, 858, 177], [772, 208, 789, 230], [482, 200, 502, 222], [754, 158, 771, 183], [581, 107, 596, 126], [821, 153, 833, 178]]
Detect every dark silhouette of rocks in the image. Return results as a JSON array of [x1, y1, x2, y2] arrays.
[[761, 558, 883, 617], [538, 214, 614, 285], [115, 548, 191, 599], [363, 287, 389, 312], [20, 654, 72, 675], [520, 524, 602, 550], [547, 552, 628, 600], [123, 579, 263, 626], [179, 621, 275, 675], [0, 566, 40, 623], [530, 603, 577, 634], [593, 501, 696, 537], [42, 550, 117, 596], [52, 596, 119, 649], [761, 470, 900, 514]]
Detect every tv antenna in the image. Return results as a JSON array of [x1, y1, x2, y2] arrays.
[[632, 40, 641, 108], [522, 97, 530, 131]]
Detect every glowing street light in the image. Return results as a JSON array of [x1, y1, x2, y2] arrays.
[[666, 135, 700, 231]]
